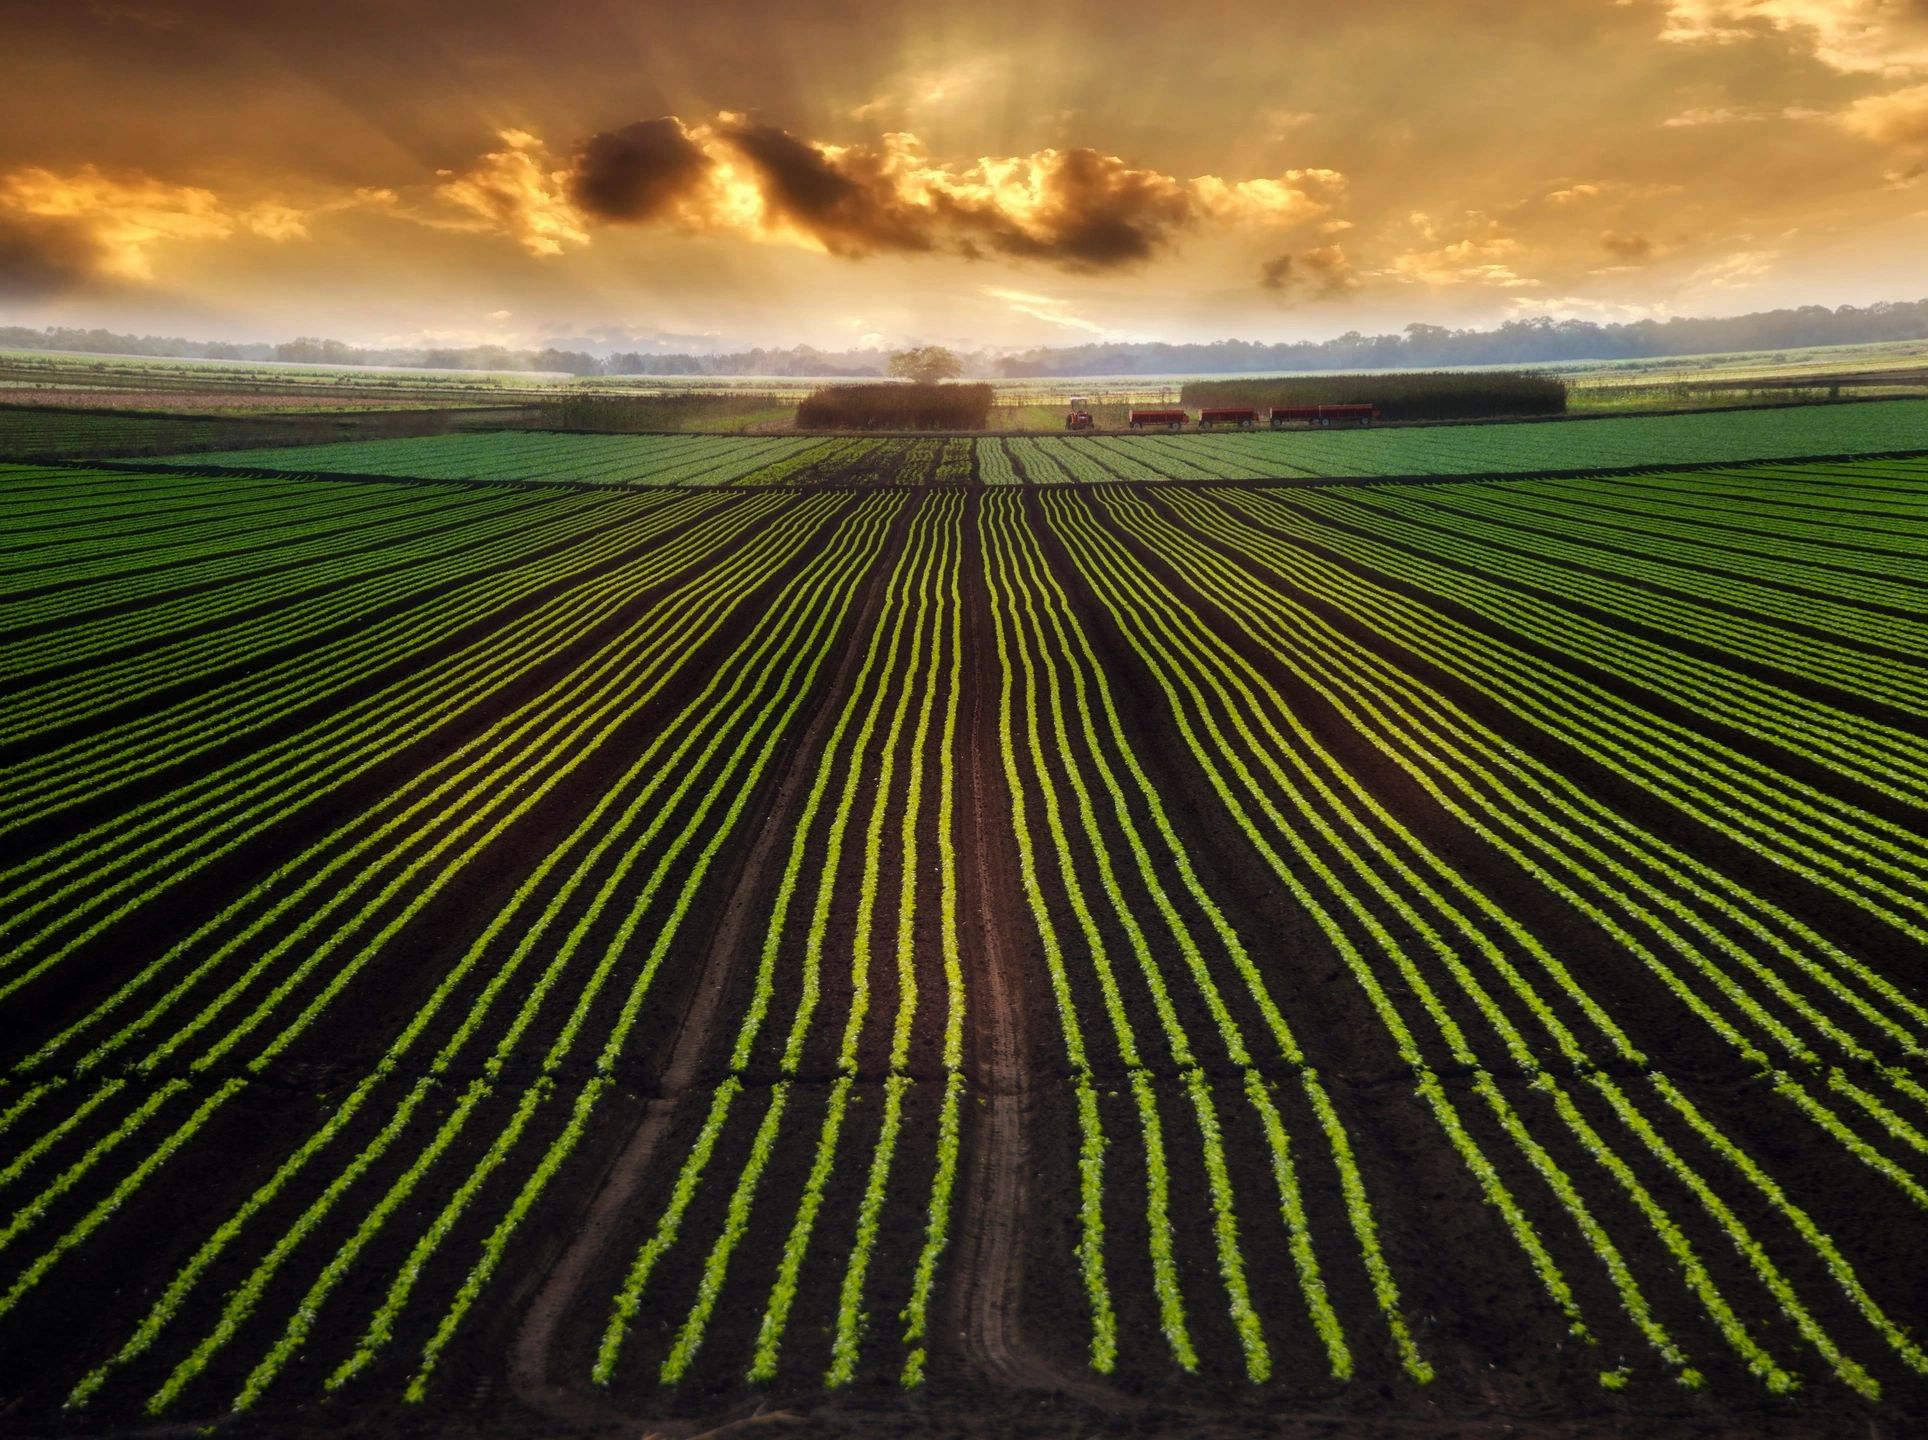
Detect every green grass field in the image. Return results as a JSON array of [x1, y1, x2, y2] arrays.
[[150, 398, 1928, 485]]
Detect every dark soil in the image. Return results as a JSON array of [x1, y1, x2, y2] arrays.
[[2, 470, 1924, 1440]]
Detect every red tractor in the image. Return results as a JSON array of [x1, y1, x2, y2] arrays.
[[1270, 403, 1380, 429], [1065, 396, 1095, 431], [1199, 407, 1260, 429], [1129, 408, 1188, 431]]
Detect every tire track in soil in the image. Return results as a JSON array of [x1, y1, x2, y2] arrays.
[[506, 492, 914, 1430], [944, 495, 1129, 1414]]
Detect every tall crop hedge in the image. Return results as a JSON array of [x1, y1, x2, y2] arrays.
[[1179, 371, 1566, 421], [796, 383, 994, 431]]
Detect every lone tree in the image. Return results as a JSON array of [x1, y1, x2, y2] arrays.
[[887, 345, 964, 385]]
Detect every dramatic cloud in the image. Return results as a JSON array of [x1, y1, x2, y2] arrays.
[[718, 122, 941, 255], [434, 130, 589, 256], [0, 164, 378, 285], [944, 145, 1197, 267], [567, 118, 715, 225], [6, 4, 1927, 347], [428, 119, 1342, 273], [703, 123, 1336, 268]]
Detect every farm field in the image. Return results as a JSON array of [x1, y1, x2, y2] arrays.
[[0, 349, 564, 403], [0, 406, 542, 465], [0, 410, 248, 458], [146, 432, 975, 489], [151, 396, 1928, 485], [2, 453, 1927, 1439]]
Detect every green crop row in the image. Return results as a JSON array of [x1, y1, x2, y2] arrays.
[[167, 431, 827, 487], [0, 410, 243, 458], [126, 399, 1928, 487], [595, 494, 965, 1390], [0, 485, 716, 835], [0, 490, 762, 1005], [985, 487, 1421, 1383], [1072, 476, 1928, 1391], [1040, 481, 1916, 1391], [21, 488, 896, 1412], [4, 456, 1924, 1411]]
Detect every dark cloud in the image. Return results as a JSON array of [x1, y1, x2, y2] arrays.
[[0, 215, 99, 299], [1601, 229, 1653, 260], [719, 121, 933, 255], [714, 125, 1197, 270], [965, 149, 1195, 270], [1258, 243, 1355, 297], [566, 118, 712, 224]]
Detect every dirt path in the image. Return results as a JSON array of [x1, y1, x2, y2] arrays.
[[944, 496, 1127, 1411], [506, 493, 918, 1428], [945, 654, 1035, 1387]]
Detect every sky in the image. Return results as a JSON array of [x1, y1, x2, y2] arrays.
[[1, 0, 1926, 353]]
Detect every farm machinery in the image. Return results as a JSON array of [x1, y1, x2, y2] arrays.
[[1270, 403, 1379, 429], [1065, 396, 1095, 431], [1198, 407, 1260, 429], [1128, 408, 1189, 430]]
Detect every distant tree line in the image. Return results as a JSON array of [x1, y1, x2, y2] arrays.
[[3, 297, 1925, 378], [988, 300, 1928, 376], [601, 346, 882, 376], [0, 328, 604, 376]]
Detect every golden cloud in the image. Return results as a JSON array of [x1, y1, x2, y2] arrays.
[[0, 164, 385, 291], [1662, 103, 1825, 125], [1840, 81, 1928, 146], [5, 167, 240, 280], [1382, 213, 1539, 289], [1545, 182, 1606, 204], [433, 129, 590, 257], [1688, 247, 1782, 288], [1655, 0, 1928, 76], [431, 119, 1345, 273], [1192, 171, 1345, 225]]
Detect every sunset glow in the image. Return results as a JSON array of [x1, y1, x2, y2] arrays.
[[3, 0, 1925, 349]]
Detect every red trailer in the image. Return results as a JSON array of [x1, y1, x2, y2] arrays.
[[1199, 407, 1260, 429], [1129, 408, 1188, 431], [1270, 403, 1379, 429]]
